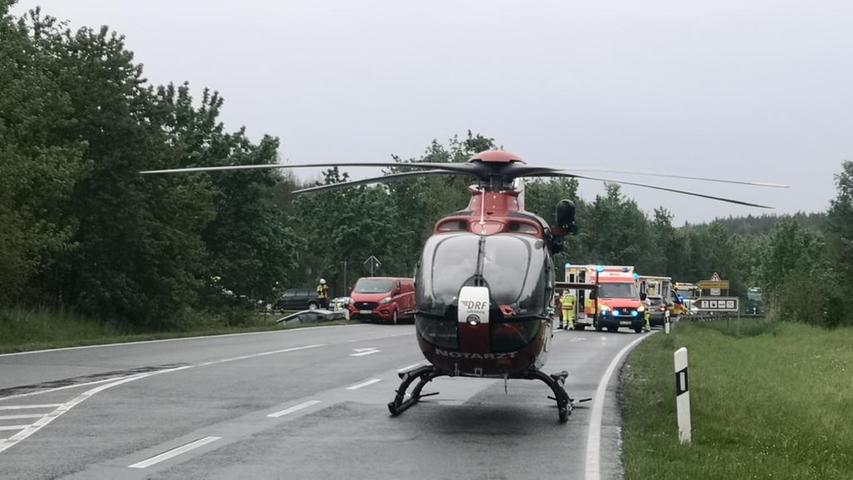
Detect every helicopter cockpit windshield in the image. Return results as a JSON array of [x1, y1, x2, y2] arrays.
[[416, 232, 551, 318]]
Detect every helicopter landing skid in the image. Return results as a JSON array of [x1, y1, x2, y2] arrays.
[[525, 368, 572, 423], [388, 365, 444, 416]]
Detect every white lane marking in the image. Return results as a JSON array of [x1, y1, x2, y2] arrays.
[[0, 414, 43, 420], [397, 362, 422, 372], [196, 343, 324, 367], [0, 342, 325, 454], [569, 337, 588, 343], [0, 365, 190, 455], [128, 436, 221, 469], [267, 400, 321, 418], [0, 425, 28, 431], [585, 332, 654, 480], [346, 378, 381, 390], [0, 404, 61, 410], [0, 324, 367, 357], [0, 377, 124, 402], [350, 347, 380, 357], [0, 344, 324, 402]]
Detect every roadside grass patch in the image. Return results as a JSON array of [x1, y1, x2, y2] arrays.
[[0, 307, 356, 354], [621, 321, 853, 480]]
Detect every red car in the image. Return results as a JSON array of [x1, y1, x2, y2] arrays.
[[348, 277, 415, 324]]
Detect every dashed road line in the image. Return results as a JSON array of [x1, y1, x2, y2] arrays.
[[128, 436, 222, 469], [0, 343, 326, 455], [195, 344, 324, 367], [585, 332, 654, 480], [0, 425, 28, 431], [267, 400, 321, 418], [0, 414, 43, 420], [350, 347, 380, 357], [346, 378, 381, 390], [0, 404, 61, 410], [0, 366, 190, 455]]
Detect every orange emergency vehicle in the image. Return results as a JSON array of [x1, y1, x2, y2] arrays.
[[563, 265, 645, 333]]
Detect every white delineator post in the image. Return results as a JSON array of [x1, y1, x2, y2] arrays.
[[674, 347, 691, 444]]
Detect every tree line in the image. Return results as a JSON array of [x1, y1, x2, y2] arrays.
[[2, 3, 851, 329]]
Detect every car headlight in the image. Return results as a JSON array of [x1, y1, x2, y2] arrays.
[[637, 306, 645, 312], [380, 297, 392, 304]]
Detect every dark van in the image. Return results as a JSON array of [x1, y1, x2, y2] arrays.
[[348, 277, 415, 324]]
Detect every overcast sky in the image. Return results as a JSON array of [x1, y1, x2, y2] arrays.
[[13, 0, 853, 223]]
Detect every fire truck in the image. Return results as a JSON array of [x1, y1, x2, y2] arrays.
[[562, 265, 646, 333]]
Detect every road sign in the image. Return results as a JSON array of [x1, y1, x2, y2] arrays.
[[363, 255, 382, 276], [695, 297, 739, 312], [697, 280, 729, 291]]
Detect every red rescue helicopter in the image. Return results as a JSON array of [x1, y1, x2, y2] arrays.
[[142, 150, 786, 422]]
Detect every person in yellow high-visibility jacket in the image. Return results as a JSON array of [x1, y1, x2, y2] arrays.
[[560, 292, 576, 330]]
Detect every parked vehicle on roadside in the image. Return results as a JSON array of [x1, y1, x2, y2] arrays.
[[274, 288, 320, 311], [348, 277, 415, 324]]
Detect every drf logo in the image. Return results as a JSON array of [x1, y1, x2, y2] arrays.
[[461, 300, 489, 310]]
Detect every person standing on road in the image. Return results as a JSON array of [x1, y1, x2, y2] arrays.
[[317, 278, 330, 309], [560, 291, 575, 330], [643, 297, 652, 332]]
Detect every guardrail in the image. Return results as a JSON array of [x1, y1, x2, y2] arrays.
[[682, 312, 765, 322]]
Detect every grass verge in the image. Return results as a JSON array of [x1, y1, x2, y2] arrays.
[[0, 307, 356, 354], [621, 320, 853, 480]]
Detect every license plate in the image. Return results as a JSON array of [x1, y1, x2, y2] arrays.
[[359, 310, 372, 315], [619, 320, 633, 326]]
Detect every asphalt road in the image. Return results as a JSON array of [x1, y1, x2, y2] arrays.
[[0, 323, 650, 480]]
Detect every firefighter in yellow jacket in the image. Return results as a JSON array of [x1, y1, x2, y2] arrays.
[[560, 292, 576, 330]]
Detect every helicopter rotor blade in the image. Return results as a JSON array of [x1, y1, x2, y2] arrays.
[[535, 172, 775, 209], [140, 161, 479, 176], [559, 168, 788, 188], [292, 169, 473, 194], [518, 166, 789, 188]]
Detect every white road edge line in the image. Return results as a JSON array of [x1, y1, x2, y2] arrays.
[[128, 436, 222, 469], [0, 404, 62, 410], [0, 343, 325, 454], [0, 366, 190, 455], [267, 400, 321, 418], [585, 332, 655, 480], [0, 324, 366, 358], [0, 377, 124, 402], [346, 378, 381, 390]]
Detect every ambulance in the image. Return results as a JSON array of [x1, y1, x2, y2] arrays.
[[563, 265, 645, 333]]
